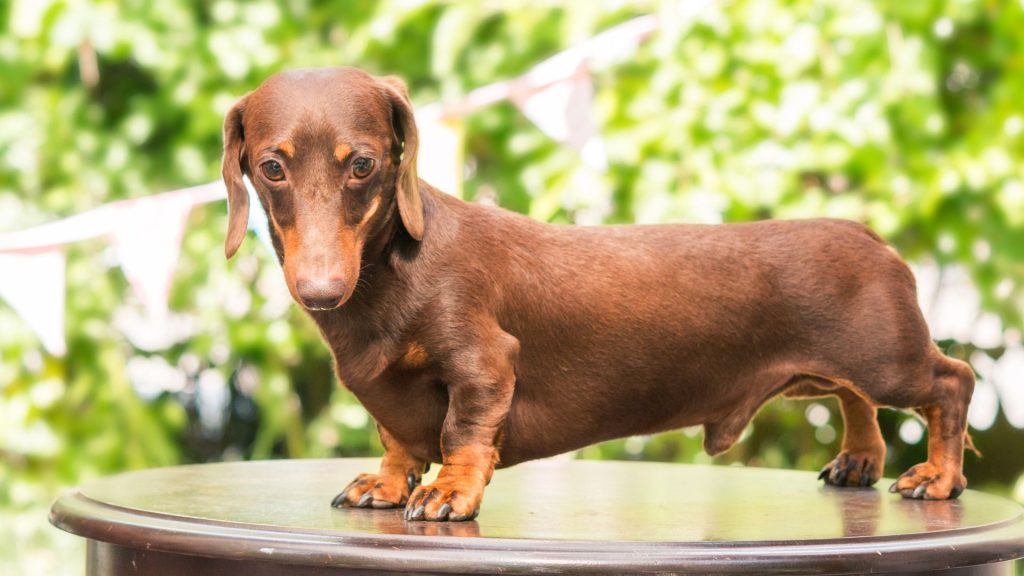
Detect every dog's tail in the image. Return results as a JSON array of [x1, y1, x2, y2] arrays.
[[964, 429, 982, 458]]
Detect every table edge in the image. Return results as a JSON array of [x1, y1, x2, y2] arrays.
[[50, 488, 1024, 574]]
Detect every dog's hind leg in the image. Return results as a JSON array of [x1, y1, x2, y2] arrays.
[[784, 383, 886, 487], [889, 352, 974, 499], [819, 388, 885, 487]]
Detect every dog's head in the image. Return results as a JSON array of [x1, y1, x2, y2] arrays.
[[221, 68, 422, 311]]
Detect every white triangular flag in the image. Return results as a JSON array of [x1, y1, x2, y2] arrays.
[[516, 67, 607, 171], [111, 194, 194, 321], [0, 250, 67, 356], [416, 105, 465, 198]]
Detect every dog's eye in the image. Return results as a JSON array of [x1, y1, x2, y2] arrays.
[[352, 157, 374, 179], [261, 161, 285, 182]]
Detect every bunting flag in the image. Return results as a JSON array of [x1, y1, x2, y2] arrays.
[[416, 104, 465, 198], [110, 192, 197, 322], [0, 183, 223, 355], [516, 64, 607, 171], [514, 64, 611, 223], [0, 250, 66, 356]]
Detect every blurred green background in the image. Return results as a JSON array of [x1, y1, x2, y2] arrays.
[[2, 0, 1023, 574]]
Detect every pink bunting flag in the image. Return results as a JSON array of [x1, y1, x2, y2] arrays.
[[0, 249, 67, 356]]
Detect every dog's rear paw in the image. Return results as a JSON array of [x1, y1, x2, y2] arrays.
[[403, 476, 483, 522], [331, 472, 417, 509], [889, 463, 966, 500], [818, 449, 883, 487]]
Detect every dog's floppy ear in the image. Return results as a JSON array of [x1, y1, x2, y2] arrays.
[[378, 76, 423, 241], [222, 94, 250, 259]]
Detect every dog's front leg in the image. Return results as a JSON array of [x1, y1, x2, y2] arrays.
[[404, 328, 519, 522], [332, 425, 426, 509]]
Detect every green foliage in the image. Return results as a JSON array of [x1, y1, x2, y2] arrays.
[[1, 1, 1023, 573]]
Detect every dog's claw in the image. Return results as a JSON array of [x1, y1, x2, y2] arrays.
[[331, 490, 349, 508], [407, 473, 417, 494], [949, 485, 964, 499], [859, 471, 872, 487], [407, 504, 425, 521], [842, 459, 859, 485], [889, 481, 899, 493], [356, 492, 373, 507], [437, 503, 452, 521], [912, 484, 927, 499], [817, 467, 830, 481]]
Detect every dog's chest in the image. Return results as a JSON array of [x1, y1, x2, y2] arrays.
[[331, 341, 449, 460]]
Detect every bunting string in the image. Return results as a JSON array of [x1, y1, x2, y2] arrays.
[[0, 15, 662, 356]]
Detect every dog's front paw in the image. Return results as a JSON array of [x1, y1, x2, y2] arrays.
[[403, 476, 483, 522], [818, 449, 883, 487], [889, 462, 966, 500], [331, 471, 418, 509]]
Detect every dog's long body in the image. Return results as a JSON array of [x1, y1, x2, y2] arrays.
[[223, 68, 974, 522], [330, 188, 929, 466]]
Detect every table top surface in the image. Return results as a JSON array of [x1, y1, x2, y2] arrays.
[[50, 458, 1024, 573]]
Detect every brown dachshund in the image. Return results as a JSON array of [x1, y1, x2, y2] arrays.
[[221, 67, 975, 522]]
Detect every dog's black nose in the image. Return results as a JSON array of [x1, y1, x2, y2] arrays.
[[295, 278, 347, 310]]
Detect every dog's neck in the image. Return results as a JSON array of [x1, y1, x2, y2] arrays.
[[307, 183, 454, 381]]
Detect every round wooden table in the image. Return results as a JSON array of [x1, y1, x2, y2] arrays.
[[50, 458, 1024, 575]]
